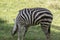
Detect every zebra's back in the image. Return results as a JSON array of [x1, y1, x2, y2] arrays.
[[16, 8, 53, 26]]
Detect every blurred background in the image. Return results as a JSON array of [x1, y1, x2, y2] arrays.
[[0, 0, 60, 40]]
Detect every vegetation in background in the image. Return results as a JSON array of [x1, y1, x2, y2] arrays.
[[0, 0, 60, 40]]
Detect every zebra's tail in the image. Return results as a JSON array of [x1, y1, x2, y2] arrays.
[[11, 23, 18, 36]]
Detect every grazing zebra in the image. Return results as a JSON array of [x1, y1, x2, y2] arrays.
[[11, 8, 53, 40]]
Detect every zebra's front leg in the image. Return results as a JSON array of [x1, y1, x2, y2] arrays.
[[18, 24, 26, 40], [18, 29, 20, 40], [18, 24, 21, 40], [21, 27, 26, 40], [21, 26, 29, 40]]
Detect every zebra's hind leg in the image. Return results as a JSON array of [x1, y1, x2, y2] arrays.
[[41, 24, 51, 40]]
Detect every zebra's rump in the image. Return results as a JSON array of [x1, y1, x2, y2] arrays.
[[16, 8, 53, 25]]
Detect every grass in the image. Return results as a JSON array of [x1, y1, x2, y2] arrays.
[[0, 0, 60, 40]]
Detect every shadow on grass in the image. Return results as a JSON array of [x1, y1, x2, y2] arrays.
[[0, 18, 60, 40], [0, 18, 15, 40], [0, 18, 7, 23]]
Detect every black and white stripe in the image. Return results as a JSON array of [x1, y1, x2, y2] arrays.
[[12, 8, 53, 40], [16, 8, 53, 25]]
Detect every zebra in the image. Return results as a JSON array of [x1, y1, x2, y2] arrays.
[[11, 8, 53, 40]]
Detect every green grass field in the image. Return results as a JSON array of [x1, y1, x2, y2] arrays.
[[0, 0, 60, 40]]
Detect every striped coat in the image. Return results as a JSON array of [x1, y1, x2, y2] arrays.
[[12, 8, 53, 40]]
